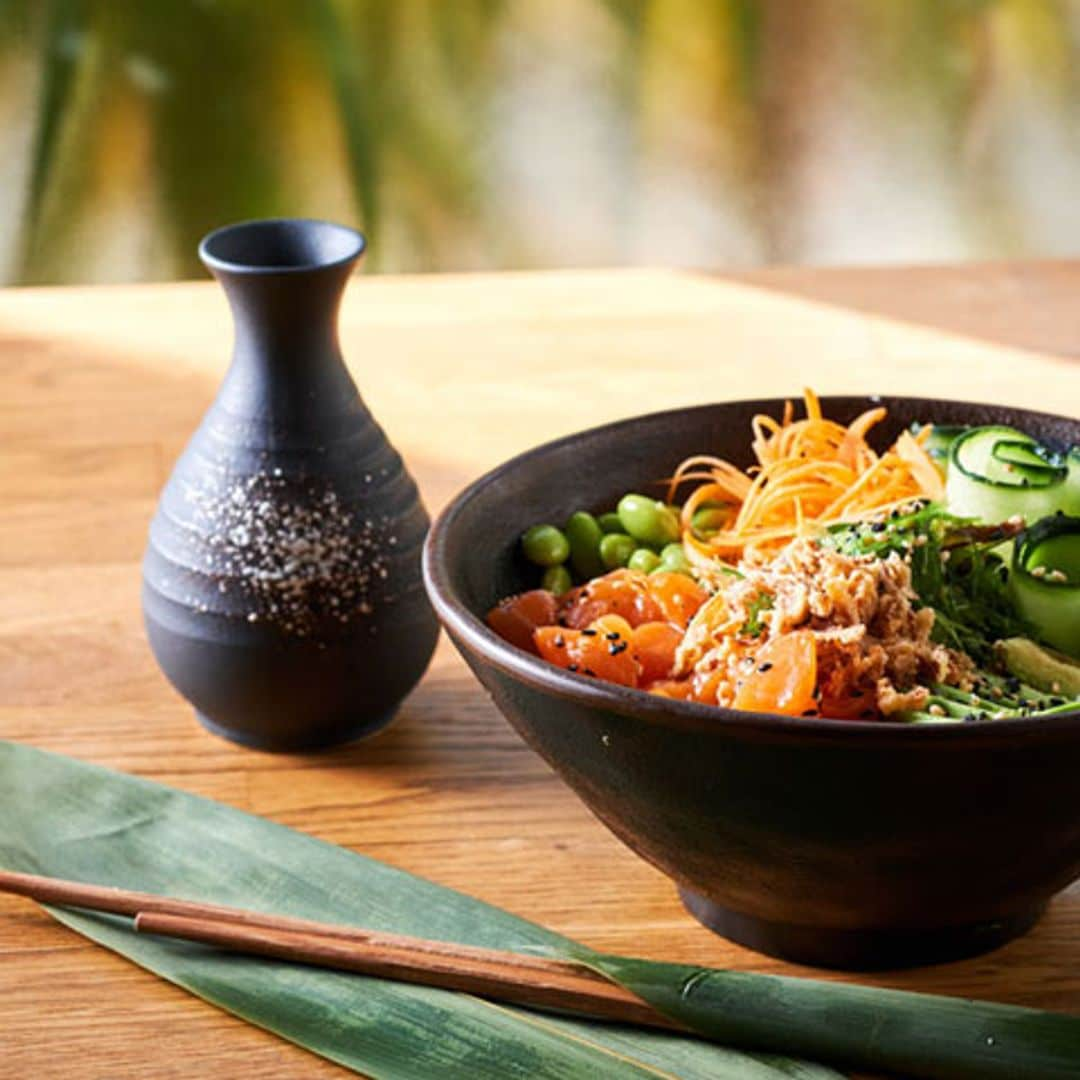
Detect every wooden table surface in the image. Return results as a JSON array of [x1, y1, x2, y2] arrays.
[[2, 263, 1078, 1078]]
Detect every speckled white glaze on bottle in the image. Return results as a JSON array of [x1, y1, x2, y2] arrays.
[[143, 219, 438, 750]]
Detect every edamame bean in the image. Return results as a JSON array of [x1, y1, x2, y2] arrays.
[[617, 494, 681, 549], [652, 565, 694, 579], [597, 512, 624, 534], [565, 511, 605, 578], [627, 547, 661, 573], [653, 542, 693, 578], [599, 532, 636, 570], [521, 524, 569, 567], [659, 542, 691, 573], [542, 564, 573, 596]]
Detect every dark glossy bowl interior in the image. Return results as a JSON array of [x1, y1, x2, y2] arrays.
[[424, 397, 1080, 969]]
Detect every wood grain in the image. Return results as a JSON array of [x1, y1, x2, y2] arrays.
[[0, 264, 1078, 1079]]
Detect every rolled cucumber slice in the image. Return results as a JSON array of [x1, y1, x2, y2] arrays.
[[991, 440, 1065, 481], [946, 425, 1067, 522], [1010, 515, 1080, 658]]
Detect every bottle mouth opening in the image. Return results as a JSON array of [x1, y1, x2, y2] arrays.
[[199, 219, 366, 275]]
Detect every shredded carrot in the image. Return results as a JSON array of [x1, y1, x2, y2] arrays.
[[669, 390, 943, 561]]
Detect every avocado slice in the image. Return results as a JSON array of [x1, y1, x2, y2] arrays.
[[996, 637, 1080, 696]]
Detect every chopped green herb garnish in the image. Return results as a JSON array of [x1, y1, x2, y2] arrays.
[[740, 592, 774, 637]]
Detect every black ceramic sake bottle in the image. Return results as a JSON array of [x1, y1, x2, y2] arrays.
[[142, 219, 439, 750]]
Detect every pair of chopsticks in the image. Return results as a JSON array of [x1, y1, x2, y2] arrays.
[[0, 869, 681, 1032]]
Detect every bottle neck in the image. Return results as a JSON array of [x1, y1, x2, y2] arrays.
[[212, 263, 362, 437]]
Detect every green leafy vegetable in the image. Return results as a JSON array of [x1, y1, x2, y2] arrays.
[[2, 740, 1079, 1079], [824, 504, 1028, 663]]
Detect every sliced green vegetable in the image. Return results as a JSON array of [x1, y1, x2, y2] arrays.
[[992, 440, 1064, 481], [996, 637, 1080, 697], [1011, 515, 1080, 657], [953, 426, 1029, 483], [947, 426, 1067, 523]]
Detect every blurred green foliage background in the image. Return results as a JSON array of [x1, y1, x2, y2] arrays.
[[2, 0, 1080, 283]]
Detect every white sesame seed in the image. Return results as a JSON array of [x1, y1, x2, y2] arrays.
[[186, 471, 389, 636]]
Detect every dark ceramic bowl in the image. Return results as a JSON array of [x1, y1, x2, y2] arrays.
[[423, 396, 1080, 970]]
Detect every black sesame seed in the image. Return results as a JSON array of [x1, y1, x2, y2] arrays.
[[584, 667, 596, 677], [554, 635, 565, 648], [567, 663, 579, 672], [609, 642, 629, 655], [581, 628, 598, 637], [758, 662, 774, 673], [605, 632, 620, 641], [802, 708, 818, 717]]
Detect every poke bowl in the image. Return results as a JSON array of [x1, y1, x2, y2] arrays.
[[422, 396, 1080, 969]]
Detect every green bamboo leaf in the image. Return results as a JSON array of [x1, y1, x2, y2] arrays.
[[0, 740, 834, 1079], [4, 740, 1076, 1079], [590, 956, 1080, 1080]]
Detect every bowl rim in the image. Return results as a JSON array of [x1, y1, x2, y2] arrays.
[[423, 394, 1080, 744]]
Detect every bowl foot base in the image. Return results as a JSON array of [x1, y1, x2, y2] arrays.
[[678, 888, 1044, 970], [196, 709, 396, 753]]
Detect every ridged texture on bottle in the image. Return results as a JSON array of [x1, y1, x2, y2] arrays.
[[143, 220, 438, 750]]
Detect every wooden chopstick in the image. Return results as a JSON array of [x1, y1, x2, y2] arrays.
[[0, 869, 683, 1032], [0, 869, 583, 978], [134, 910, 680, 1028]]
